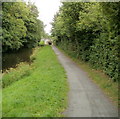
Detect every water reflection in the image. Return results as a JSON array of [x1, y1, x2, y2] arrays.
[[2, 48, 33, 72]]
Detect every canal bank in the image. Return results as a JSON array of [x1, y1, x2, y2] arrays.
[[2, 48, 34, 72], [2, 46, 68, 117]]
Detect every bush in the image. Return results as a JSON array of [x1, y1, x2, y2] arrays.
[[51, 2, 119, 82], [39, 40, 45, 46]]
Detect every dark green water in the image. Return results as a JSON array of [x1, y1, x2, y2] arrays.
[[2, 48, 33, 72]]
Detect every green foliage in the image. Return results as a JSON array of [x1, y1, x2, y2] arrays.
[[51, 2, 119, 81], [39, 40, 44, 46], [59, 47, 118, 106], [3, 46, 68, 117], [2, 2, 45, 52]]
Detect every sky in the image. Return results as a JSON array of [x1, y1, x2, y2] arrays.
[[25, 0, 62, 34]]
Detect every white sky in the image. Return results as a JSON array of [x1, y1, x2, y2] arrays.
[[25, 0, 62, 34]]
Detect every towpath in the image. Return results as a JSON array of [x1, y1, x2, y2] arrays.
[[52, 46, 118, 117]]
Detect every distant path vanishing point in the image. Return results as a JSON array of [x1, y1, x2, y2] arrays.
[[52, 46, 118, 117]]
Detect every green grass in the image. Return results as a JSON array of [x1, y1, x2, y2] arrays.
[[2, 46, 68, 117], [76, 61, 118, 107], [58, 47, 118, 107]]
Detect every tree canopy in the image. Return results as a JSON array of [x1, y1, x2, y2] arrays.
[[51, 2, 119, 82], [2, 1, 45, 52]]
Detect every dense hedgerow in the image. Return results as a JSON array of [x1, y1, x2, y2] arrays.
[[51, 2, 119, 81]]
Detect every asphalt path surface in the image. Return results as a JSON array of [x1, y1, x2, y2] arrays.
[[52, 46, 118, 117]]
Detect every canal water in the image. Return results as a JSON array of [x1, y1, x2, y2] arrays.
[[2, 48, 33, 72]]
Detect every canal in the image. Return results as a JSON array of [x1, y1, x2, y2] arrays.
[[2, 48, 33, 72]]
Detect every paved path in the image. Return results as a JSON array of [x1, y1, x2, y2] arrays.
[[52, 46, 118, 117]]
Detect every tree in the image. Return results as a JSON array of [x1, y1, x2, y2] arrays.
[[51, 2, 119, 81], [2, 1, 45, 52]]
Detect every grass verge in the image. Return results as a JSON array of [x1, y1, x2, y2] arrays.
[[2, 46, 68, 117], [58, 47, 118, 107]]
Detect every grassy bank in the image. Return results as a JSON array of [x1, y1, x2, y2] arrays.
[[2, 46, 68, 117], [58, 47, 118, 107]]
